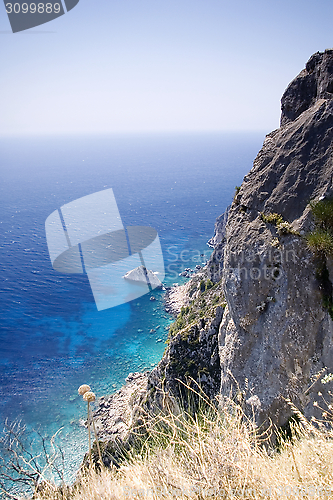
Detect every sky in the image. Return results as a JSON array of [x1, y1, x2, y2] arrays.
[[1, 0, 333, 135]]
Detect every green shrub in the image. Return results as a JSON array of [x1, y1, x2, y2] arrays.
[[212, 294, 220, 305], [276, 220, 294, 235], [261, 212, 284, 225], [205, 279, 214, 291], [261, 212, 297, 235], [233, 186, 241, 204], [199, 280, 206, 292], [305, 229, 333, 256], [309, 198, 333, 232]]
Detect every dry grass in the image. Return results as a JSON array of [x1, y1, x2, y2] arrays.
[[31, 388, 333, 500]]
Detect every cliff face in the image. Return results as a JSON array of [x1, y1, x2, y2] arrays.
[[146, 273, 225, 411], [147, 50, 333, 429], [218, 49, 333, 427], [96, 52, 333, 452]]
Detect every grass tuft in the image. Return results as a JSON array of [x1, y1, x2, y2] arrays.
[[305, 229, 333, 255], [31, 383, 333, 500]]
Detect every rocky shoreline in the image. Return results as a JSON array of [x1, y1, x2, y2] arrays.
[[164, 281, 191, 316], [92, 261, 212, 443], [93, 372, 149, 442], [93, 280, 192, 441], [92, 49, 333, 459]]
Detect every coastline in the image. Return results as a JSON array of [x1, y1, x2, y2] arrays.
[[94, 372, 149, 442], [93, 280, 194, 441], [93, 266, 211, 443], [164, 281, 191, 316]]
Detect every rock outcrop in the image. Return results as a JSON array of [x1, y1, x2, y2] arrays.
[[218, 49, 333, 428], [146, 49, 333, 430], [208, 205, 230, 249], [93, 372, 148, 443], [123, 266, 163, 288], [147, 303, 224, 409], [96, 51, 333, 455]]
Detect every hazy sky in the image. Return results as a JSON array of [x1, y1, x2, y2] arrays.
[[1, 0, 333, 135]]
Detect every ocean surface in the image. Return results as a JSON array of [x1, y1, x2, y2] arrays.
[[0, 132, 265, 481]]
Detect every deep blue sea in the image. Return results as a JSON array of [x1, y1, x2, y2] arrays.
[[0, 132, 264, 480]]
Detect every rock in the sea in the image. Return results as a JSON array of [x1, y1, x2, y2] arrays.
[[123, 265, 163, 288]]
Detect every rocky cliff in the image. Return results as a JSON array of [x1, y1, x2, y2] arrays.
[[216, 49, 333, 428], [95, 51, 333, 455], [147, 49, 333, 430]]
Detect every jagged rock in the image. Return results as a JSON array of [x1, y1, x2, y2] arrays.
[[207, 206, 230, 282], [146, 304, 224, 411], [208, 205, 230, 248], [93, 372, 148, 442], [123, 265, 163, 288], [281, 50, 333, 126], [164, 281, 192, 316], [217, 49, 333, 429], [94, 52, 333, 463]]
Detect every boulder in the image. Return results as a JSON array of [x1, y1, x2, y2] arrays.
[[123, 265, 163, 288]]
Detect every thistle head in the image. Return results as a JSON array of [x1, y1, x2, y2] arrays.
[[78, 384, 91, 396], [83, 391, 96, 403]]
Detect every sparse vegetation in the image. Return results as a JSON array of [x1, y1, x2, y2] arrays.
[[0, 421, 66, 499], [168, 276, 224, 342], [30, 379, 333, 500], [261, 212, 284, 225], [233, 185, 241, 203], [261, 212, 297, 235], [199, 279, 206, 292], [78, 386, 103, 469], [306, 198, 333, 256], [306, 198, 333, 318], [204, 279, 214, 291], [309, 197, 333, 231], [168, 305, 197, 338], [306, 229, 333, 255]]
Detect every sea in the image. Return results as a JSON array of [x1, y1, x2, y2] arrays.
[[0, 132, 265, 481]]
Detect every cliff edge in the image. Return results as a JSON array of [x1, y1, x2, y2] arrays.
[[218, 49, 333, 428], [147, 49, 333, 430], [95, 51, 333, 452]]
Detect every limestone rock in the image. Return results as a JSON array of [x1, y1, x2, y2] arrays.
[[146, 302, 224, 411], [98, 51, 333, 458], [123, 265, 162, 288], [207, 206, 230, 282], [93, 372, 148, 443], [208, 205, 230, 249], [216, 49, 333, 428]]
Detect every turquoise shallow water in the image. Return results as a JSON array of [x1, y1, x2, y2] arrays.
[[0, 132, 264, 480]]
